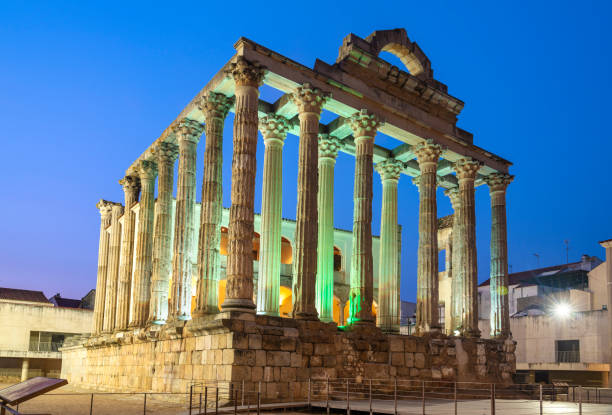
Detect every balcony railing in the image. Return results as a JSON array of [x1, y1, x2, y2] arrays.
[[28, 341, 63, 352], [556, 350, 580, 363]]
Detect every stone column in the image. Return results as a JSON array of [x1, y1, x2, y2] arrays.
[[291, 84, 329, 320], [348, 110, 381, 325], [256, 114, 289, 316], [193, 92, 232, 317], [103, 203, 124, 333], [599, 239, 612, 386], [170, 118, 203, 321], [486, 173, 513, 338], [445, 188, 462, 334], [338, 300, 346, 326], [149, 142, 178, 324], [129, 160, 157, 328], [413, 140, 442, 334], [92, 200, 113, 335], [115, 176, 140, 331], [454, 158, 481, 337], [221, 57, 265, 312], [316, 135, 342, 323], [21, 358, 29, 382], [375, 158, 403, 332]]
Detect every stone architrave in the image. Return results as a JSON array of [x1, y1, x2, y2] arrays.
[[413, 140, 443, 334], [93, 200, 113, 335], [486, 173, 513, 338], [454, 158, 481, 337], [129, 160, 158, 328], [348, 110, 382, 325], [170, 119, 204, 321], [193, 92, 232, 317], [445, 187, 462, 333], [291, 84, 329, 320], [375, 158, 403, 332], [221, 57, 265, 312], [257, 114, 290, 316], [115, 175, 141, 331], [316, 134, 342, 323], [103, 203, 124, 333], [149, 142, 178, 324]]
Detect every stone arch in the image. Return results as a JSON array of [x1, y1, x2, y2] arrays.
[[365, 29, 433, 79], [281, 236, 292, 264]]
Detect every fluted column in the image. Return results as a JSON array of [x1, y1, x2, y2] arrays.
[[413, 140, 443, 334], [170, 119, 203, 321], [103, 203, 124, 333], [486, 173, 513, 338], [193, 93, 232, 317], [316, 135, 342, 323], [291, 84, 329, 320], [348, 110, 381, 325], [256, 115, 289, 316], [445, 188, 462, 334], [129, 160, 157, 328], [93, 200, 113, 335], [115, 176, 140, 331], [149, 142, 178, 324], [222, 57, 265, 312], [454, 158, 481, 337], [375, 158, 403, 332]]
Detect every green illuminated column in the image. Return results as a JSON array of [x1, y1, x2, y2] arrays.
[[316, 134, 342, 323], [193, 92, 232, 317], [414, 140, 442, 335], [103, 203, 123, 333], [375, 158, 403, 332], [257, 114, 289, 316], [348, 110, 382, 325], [170, 118, 203, 320], [453, 158, 481, 337], [485, 173, 513, 338], [222, 57, 265, 312], [445, 187, 462, 333], [291, 83, 329, 320], [149, 142, 178, 324], [115, 175, 140, 331], [93, 200, 113, 335]]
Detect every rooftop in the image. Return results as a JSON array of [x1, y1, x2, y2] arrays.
[[0, 287, 52, 305]]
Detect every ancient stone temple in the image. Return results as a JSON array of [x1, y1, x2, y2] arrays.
[[61, 29, 516, 397]]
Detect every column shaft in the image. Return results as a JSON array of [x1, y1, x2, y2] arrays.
[[446, 188, 463, 333], [115, 176, 140, 331], [103, 204, 124, 333], [170, 119, 203, 320], [149, 142, 178, 324], [222, 57, 264, 312], [92, 201, 113, 334], [316, 136, 341, 322]]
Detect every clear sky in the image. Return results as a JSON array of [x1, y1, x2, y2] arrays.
[[1, 1, 611, 301]]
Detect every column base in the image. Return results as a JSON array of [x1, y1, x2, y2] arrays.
[[257, 311, 280, 317], [462, 328, 481, 338], [221, 298, 256, 313]]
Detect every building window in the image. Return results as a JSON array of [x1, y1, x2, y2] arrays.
[[438, 303, 445, 327], [556, 340, 579, 363], [333, 247, 342, 271]]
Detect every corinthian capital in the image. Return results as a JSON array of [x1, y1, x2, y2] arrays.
[[444, 187, 460, 210], [485, 172, 514, 193], [259, 114, 290, 141], [376, 158, 403, 182], [318, 134, 343, 159], [119, 175, 141, 194], [155, 142, 179, 165], [228, 56, 266, 87], [96, 199, 115, 219], [198, 92, 232, 121], [414, 140, 442, 166], [349, 109, 382, 138], [138, 160, 158, 181], [292, 83, 330, 115], [453, 158, 481, 181], [174, 118, 203, 144]]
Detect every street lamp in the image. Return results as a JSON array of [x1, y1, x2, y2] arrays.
[[553, 302, 572, 319]]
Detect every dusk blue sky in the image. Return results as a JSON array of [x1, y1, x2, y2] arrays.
[[1, 1, 611, 301]]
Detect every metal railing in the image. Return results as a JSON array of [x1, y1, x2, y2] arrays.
[[28, 341, 63, 352], [556, 350, 580, 363]]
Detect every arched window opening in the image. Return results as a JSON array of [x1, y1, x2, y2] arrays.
[[220, 226, 228, 255], [281, 237, 292, 264], [333, 246, 342, 271]]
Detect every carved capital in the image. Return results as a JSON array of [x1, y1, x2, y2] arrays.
[[96, 199, 114, 219], [376, 158, 403, 181], [155, 142, 179, 165], [174, 118, 203, 144], [119, 175, 141, 195], [259, 114, 289, 142], [411, 175, 421, 187], [138, 160, 158, 182], [453, 158, 481, 181], [228, 56, 265, 87], [414, 139, 442, 166], [444, 187, 461, 210], [349, 109, 382, 139], [318, 134, 343, 159], [198, 92, 232, 121], [485, 172, 514, 193], [292, 83, 330, 115]]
